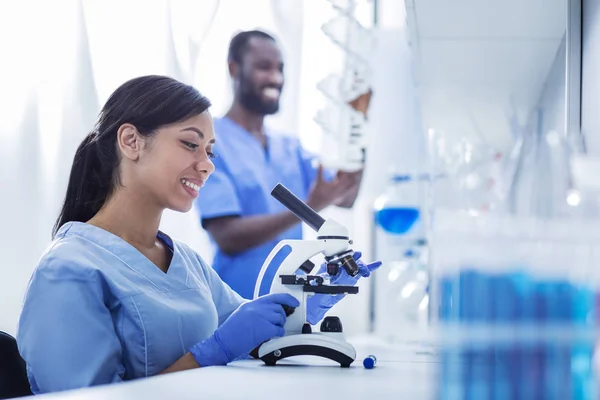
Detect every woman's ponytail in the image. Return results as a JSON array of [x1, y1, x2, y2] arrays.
[[52, 132, 113, 238]]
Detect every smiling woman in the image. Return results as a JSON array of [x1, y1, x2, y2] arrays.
[[16, 75, 301, 395], [53, 75, 214, 232]]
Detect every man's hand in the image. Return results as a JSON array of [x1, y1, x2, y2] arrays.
[[307, 165, 362, 212], [348, 88, 373, 118], [332, 168, 363, 208]]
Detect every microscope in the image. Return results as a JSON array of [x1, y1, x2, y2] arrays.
[[253, 183, 361, 367]]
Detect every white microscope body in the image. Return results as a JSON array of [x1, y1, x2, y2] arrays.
[[253, 184, 360, 367]]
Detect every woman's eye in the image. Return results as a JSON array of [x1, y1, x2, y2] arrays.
[[181, 140, 199, 150], [207, 151, 216, 159]]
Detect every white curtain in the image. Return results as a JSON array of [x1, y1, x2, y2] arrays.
[[0, 0, 366, 335]]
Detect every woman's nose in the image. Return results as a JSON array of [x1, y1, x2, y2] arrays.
[[194, 156, 215, 174]]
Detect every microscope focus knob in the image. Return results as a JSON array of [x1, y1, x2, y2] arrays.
[[282, 305, 296, 317], [302, 323, 312, 334], [320, 316, 343, 333]]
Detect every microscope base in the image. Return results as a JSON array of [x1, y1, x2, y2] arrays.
[[258, 333, 357, 368]]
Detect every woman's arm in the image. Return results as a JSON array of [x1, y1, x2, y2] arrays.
[[18, 267, 125, 393], [19, 264, 214, 391], [160, 353, 199, 373]]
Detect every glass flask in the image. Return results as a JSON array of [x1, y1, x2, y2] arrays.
[[372, 173, 429, 339], [374, 174, 422, 236]]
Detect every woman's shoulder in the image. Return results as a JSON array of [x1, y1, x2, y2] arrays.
[[34, 233, 105, 281]]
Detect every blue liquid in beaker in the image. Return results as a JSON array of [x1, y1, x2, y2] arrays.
[[375, 207, 420, 234]]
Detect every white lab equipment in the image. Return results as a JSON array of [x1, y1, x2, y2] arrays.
[[314, 0, 375, 172], [253, 184, 360, 367], [568, 154, 600, 218], [427, 128, 506, 214]]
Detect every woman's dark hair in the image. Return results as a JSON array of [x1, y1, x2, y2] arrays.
[[53, 75, 211, 238]]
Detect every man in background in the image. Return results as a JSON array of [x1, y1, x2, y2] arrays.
[[196, 30, 371, 299]]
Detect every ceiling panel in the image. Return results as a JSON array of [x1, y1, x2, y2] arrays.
[[412, 0, 566, 39], [404, 0, 567, 151], [418, 39, 562, 85], [420, 83, 541, 112]]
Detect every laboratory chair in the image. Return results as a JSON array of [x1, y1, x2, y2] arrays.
[[0, 331, 32, 399]]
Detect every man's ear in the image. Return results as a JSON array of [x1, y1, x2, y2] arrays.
[[228, 61, 239, 80], [117, 123, 142, 162]]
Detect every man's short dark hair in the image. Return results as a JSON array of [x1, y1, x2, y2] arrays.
[[227, 30, 276, 65]]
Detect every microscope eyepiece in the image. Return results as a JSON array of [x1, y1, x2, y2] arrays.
[[271, 184, 325, 231]]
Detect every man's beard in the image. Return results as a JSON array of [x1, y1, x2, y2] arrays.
[[239, 73, 280, 115]]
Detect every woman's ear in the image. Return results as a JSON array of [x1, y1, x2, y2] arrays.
[[117, 124, 142, 162]]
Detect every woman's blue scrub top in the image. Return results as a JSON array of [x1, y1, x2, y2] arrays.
[[17, 221, 244, 394]]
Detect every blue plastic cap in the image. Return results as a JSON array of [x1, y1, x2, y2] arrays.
[[363, 355, 376, 369], [391, 174, 411, 182]]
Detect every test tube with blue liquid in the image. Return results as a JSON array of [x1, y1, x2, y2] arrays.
[[431, 213, 598, 400]]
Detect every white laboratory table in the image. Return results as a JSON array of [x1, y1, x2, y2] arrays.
[[31, 336, 440, 400]]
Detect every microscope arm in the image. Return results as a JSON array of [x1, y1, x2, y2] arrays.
[[253, 240, 324, 299], [254, 240, 328, 333]]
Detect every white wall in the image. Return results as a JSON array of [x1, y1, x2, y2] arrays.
[[535, 36, 571, 218], [581, 0, 600, 154], [538, 37, 567, 137], [509, 35, 569, 218]]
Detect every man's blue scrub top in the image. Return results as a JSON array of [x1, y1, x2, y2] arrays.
[[195, 117, 324, 299]]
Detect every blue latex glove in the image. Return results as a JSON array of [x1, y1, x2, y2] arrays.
[[190, 293, 300, 366], [306, 251, 382, 325]]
